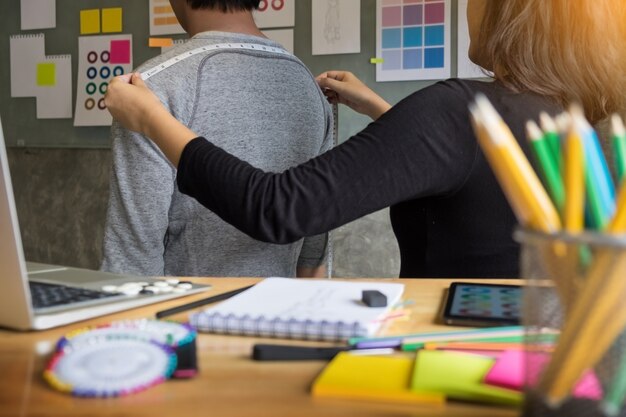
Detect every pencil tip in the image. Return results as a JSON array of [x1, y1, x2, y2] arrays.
[[526, 120, 544, 141], [611, 114, 625, 137]]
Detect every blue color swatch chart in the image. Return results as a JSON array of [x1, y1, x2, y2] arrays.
[[376, 0, 451, 82]]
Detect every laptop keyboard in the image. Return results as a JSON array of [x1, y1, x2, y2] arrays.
[[29, 281, 119, 309]]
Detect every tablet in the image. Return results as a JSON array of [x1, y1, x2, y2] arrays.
[[441, 282, 522, 327]]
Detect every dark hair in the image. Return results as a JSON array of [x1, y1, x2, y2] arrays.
[[186, 0, 261, 11]]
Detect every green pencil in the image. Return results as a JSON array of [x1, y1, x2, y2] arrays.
[[540, 112, 563, 170], [527, 120, 565, 213], [612, 114, 626, 184], [602, 351, 626, 416]]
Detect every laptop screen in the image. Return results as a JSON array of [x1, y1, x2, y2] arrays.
[[0, 115, 34, 329]]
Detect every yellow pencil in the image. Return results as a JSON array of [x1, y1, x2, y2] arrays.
[[563, 118, 586, 232], [471, 95, 561, 233]]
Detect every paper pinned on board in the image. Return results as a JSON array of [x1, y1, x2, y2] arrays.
[[253, 0, 295, 29], [312, 0, 361, 56], [21, 0, 56, 30], [10, 34, 46, 97], [36, 55, 72, 119]]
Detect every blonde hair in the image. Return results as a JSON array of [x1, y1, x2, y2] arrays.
[[479, 0, 626, 123]]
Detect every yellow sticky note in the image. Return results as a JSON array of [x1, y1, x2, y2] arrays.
[[370, 58, 384, 64], [312, 352, 444, 406], [411, 350, 522, 406], [102, 8, 123, 33], [36, 62, 56, 86], [80, 9, 100, 35]]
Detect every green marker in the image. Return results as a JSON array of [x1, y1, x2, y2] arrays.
[[602, 352, 626, 416], [527, 120, 565, 213], [540, 112, 563, 171], [612, 114, 626, 184]]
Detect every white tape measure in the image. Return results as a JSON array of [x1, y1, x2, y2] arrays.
[[141, 42, 339, 278], [141, 42, 291, 80]]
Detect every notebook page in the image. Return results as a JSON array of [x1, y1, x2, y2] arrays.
[[196, 278, 404, 325]]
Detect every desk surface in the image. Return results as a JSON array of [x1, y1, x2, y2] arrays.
[[0, 278, 521, 417]]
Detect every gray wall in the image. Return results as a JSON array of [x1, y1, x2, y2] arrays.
[[2, 0, 466, 277]]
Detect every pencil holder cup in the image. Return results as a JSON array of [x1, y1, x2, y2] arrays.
[[516, 229, 626, 417]]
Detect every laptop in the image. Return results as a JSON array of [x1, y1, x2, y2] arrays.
[[0, 118, 211, 330]]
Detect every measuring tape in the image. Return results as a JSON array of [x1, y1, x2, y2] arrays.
[[140, 42, 339, 278]]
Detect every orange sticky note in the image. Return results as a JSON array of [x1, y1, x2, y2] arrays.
[[80, 9, 100, 35], [149, 37, 174, 48], [102, 8, 123, 33]]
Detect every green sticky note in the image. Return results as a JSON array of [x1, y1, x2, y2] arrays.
[[36, 62, 56, 86], [411, 350, 522, 406], [102, 8, 123, 33], [80, 9, 100, 35], [370, 58, 384, 64]]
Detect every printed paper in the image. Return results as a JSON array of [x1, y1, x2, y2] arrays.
[[376, 0, 451, 82], [456, 0, 488, 79], [312, 0, 361, 56], [36, 55, 72, 119], [74, 35, 133, 126], [262, 29, 294, 54], [20, 0, 56, 30], [10, 34, 46, 97], [253, 0, 295, 29], [149, 0, 185, 36]]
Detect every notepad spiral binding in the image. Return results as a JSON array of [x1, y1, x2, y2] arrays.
[[190, 312, 369, 342]]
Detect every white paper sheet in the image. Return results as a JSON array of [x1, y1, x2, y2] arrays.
[[10, 34, 46, 97], [376, 0, 451, 82], [312, 0, 360, 56], [149, 0, 185, 36], [456, 0, 488, 79], [21, 0, 56, 30], [74, 35, 133, 127], [36, 55, 72, 119], [262, 29, 294, 54], [253, 0, 295, 29]]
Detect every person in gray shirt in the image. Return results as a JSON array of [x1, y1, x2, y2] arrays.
[[101, 0, 333, 277]]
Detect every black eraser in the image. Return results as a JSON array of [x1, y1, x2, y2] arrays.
[[362, 290, 387, 307]]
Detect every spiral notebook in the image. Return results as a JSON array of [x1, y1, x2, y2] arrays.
[[189, 278, 405, 341]]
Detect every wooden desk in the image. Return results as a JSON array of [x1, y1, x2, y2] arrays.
[[0, 278, 520, 417]]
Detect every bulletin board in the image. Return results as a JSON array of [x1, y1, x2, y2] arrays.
[[0, 0, 469, 148]]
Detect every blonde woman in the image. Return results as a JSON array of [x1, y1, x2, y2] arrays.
[[104, 0, 626, 278]]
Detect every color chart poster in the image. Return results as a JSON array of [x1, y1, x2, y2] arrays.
[[74, 35, 133, 127], [149, 0, 185, 36], [376, 0, 451, 82]]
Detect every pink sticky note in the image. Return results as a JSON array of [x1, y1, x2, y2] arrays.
[[110, 40, 131, 64], [484, 350, 602, 400]]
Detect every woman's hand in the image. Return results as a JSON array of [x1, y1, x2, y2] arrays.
[[105, 73, 198, 167], [104, 73, 168, 137], [316, 71, 391, 120]]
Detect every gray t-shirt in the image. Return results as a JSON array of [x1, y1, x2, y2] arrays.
[[101, 31, 334, 277]]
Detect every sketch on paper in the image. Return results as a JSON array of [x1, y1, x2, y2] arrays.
[[324, 0, 340, 44], [312, 0, 360, 56]]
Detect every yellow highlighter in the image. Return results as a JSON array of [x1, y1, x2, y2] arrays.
[[470, 95, 561, 233]]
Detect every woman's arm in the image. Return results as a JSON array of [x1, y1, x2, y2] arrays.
[[105, 73, 196, 167], [316, 71, 392, 120]]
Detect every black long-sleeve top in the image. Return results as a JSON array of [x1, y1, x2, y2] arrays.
[[176, 79, 562, 278]]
